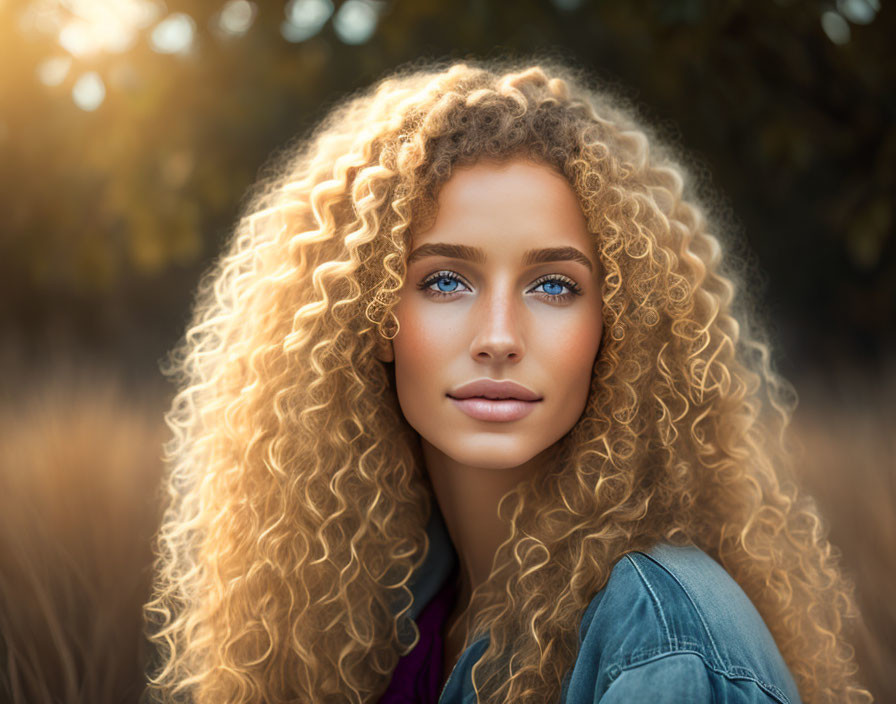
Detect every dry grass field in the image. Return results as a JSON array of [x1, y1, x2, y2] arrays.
[[0, 366, 891, 703], [790, 367, 896, 704], [0, 370, 167, 704]]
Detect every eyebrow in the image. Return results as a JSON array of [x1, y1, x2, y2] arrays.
[[407, 243, 594, 272]]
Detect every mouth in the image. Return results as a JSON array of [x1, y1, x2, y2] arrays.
[[447, 395, 541, 422], [447, 379, 542, 402]]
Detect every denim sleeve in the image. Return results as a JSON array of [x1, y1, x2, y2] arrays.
[[597, 652, 789, 704]]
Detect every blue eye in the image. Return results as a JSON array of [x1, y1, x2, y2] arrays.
[[528, 274, 584, 300], [536, 280, 567, 296], [433, 275, 467, 294], [418, 271, 471, 298]]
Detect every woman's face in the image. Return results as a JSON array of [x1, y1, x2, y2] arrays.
[[379, 158, 603, 470]]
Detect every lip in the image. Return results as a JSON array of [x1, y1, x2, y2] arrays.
[[446, 378, 542, 423], [449, 396, 540, 422], [448, 378, 542, 402]]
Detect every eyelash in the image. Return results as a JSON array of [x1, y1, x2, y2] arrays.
[[416, 270, 584, 302]]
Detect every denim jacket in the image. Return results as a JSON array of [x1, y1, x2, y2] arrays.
[[401, 501, 802, 704]]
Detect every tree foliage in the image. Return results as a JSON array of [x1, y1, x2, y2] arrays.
[[0, 0, 892, 365]]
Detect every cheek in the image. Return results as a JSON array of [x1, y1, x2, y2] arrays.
[[394, 306, 433, 364], [541, 310, 603, 395], [390, 301, 453, 398]]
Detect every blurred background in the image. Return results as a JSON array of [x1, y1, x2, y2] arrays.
[[0, 0, 892, 702]]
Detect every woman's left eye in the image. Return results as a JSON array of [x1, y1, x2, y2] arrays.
[[417, 271, 583, 301], [529, 275, 584, 300]]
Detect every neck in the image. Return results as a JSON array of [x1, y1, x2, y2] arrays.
[[421, 440, 553, 613]]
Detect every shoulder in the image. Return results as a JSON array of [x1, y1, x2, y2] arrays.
[[561, 543, 802, 704]]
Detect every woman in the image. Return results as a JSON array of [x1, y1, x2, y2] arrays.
[[144, 59, 870, 703]]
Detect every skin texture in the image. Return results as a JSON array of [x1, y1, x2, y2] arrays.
[[377, 158, 604, 679]]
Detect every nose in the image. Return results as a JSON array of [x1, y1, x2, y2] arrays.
[[469, 285, 526, 362]]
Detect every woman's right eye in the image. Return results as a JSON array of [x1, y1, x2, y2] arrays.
[[417, 271, 470, 298]]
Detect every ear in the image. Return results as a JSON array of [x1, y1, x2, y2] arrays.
[[375, 338, 394, 363]]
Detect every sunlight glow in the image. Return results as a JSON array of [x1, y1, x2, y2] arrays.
[[19, 1, 69, 36], [24, 0, 165, 57]]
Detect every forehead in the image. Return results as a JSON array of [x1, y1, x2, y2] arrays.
[[411, 159, 593, 256]]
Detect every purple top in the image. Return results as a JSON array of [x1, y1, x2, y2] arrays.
[[378, 566, 460, 703]]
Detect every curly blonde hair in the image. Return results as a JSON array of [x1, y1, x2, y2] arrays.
[[143, 58, 871, 703]]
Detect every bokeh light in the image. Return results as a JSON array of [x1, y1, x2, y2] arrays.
[[821, 11, 851, 44], [71, 71, 105, 111], [281, 0, 334, 43], [332, 0, 383, 45], [149, 13, 197, 55], [214, 0, 257, 39], [836, 0, 880, 24], [36, 56, 72, 86]]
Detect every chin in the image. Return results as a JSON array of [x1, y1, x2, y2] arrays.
[[439, 439, 542, 471]]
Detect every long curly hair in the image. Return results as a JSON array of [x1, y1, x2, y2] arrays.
[[143, 58, 871, 704]]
